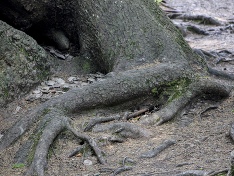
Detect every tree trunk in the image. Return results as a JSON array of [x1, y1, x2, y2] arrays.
[[0, 1, 233, 176]]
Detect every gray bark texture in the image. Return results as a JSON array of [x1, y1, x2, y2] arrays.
[[0, 0, 233, 175]]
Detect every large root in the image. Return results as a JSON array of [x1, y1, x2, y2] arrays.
[[0, 63, 233, 175], [140, 78, 232, 125], [0, 63, 189, 151], [26, 110, 69, 176], [24, 109, 105, 176]]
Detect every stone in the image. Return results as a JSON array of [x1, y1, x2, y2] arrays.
[[46, 80, 55, 86], [33, 90, 41, 94], [83, 159, 92, 166], [68, 77, 76, 83], [54, 78, 65, 85], [13, 106, 21, 114]]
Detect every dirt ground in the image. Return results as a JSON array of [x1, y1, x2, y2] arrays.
[[0, 0, 234, 175]]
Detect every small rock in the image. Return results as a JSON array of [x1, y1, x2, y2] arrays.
[[73, 81, 80, 84], [13, 106, 21, 114], [0, 134, 3, 140], [87, 78, 95, 83], [81, 82, 89, 86], [53, 84, 61, 88], [46, 80, 55, 86], [54, 78, 65, 85], [34, 93, 42, 99], [42, 86, 50, 91], [41, 87, 50, 94], [68, 77, 76, 83], [62, 84, 70, 91], [25, 95, 35, 102], [33, 90, 41, 94], [83, 159, 93, 166]]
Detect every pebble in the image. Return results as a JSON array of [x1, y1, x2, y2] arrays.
[[13, 106, 21, 114], [87, 78, 95, 83], [46, 80, 55, 86], [33, 90, 41, 94], [83, 159, 93, 166], [68, 76, 76, 83], [54, 78, 65, 85], [42, 86, 50, 91]]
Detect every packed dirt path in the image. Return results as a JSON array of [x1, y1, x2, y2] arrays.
[[0, 0, 234, 175]]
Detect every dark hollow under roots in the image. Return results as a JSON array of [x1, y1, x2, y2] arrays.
[[0, 64, 233, 176]]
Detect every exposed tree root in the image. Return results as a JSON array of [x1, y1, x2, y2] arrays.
[[199, 105, 218, 119], [67, 125, 106, 165], [141, 78, 232, 125], [100, 157, 134, 176], [84, 107, 153, 132], [26, 110, 69, 176], [208, 67, 234, 80], [126, 107, 152, 120], [228, 150, 234, 176], [229, 123, 234, 141], [0, 63, 189, 151], [175, 14, 222, 26], [111, 166, 133, 176], [68, 145, 84, 158], [193, 49, 234, 80], [208, 169, 228, 176], [84, 115, 121, 132], [93, 122, 152, 139], [140, 139, 176, 158], [0, 63, 233, 175], [175, 170, 208, 176], [187, 25, 208, 35], [21, 109, 105, 176]]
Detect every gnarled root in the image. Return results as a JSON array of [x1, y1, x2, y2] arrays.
[[26, 111, 69, 176], [0, 63, 188, 151], [93, 122, 152, 139], [24, 109, 105, 176], [141, 78, 232, 126]]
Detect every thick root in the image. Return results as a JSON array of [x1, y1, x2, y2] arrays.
[[0, 63, 189, 151], [26, 111, 69, 176], [141, 78, 232, 125], [24, 109, 105, 176]]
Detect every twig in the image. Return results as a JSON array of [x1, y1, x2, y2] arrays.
[[122, 157, 135, 166], [175, 170, 208, 176], [199, 105, 218, 119], [208, 168, 228, 176], [126, 108, 149, 120], [68, 145, 84, 158], [140, 139, 176, 158], [176, 162, 193, 167], [111, 166, 132, 176], [84, 115, 121, 131], [67, 125, 106, 164]]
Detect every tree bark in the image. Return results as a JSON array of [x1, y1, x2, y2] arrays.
[[0, 1, 233, 176]]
